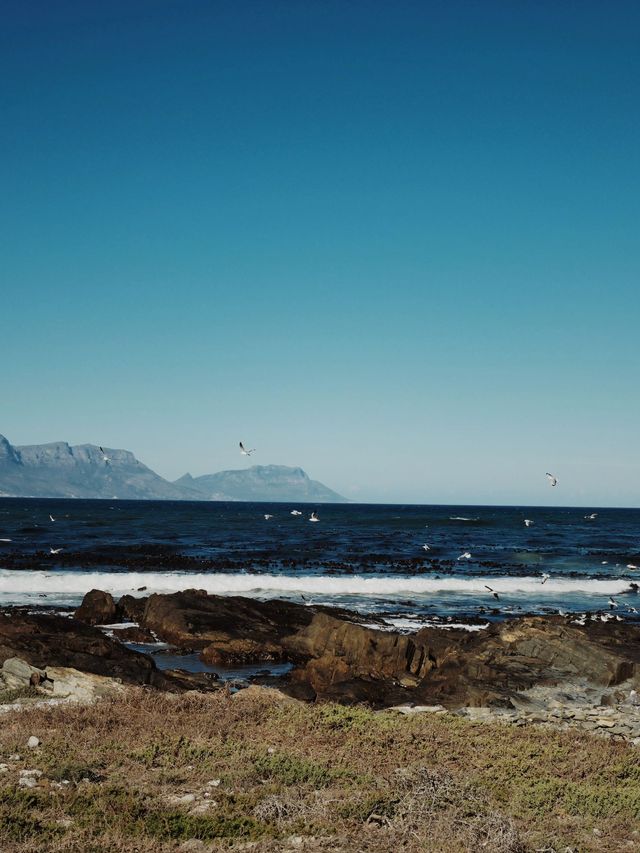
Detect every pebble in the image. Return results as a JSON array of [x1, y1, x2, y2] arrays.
[[19, 769, 42, 778], [18, 776, 37, 788], [207, 778, 221, 787], [0, 764, 8, 773], [27, 736, 40, 749]]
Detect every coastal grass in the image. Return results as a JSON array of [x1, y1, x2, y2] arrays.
[[0, 688, 638, 851]]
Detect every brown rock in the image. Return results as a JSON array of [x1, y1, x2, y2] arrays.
[[115, 594, 148, 624], [74, 590, 116, 626], [0, 611, 207, 693], [112, 626, 156, 644], [142, 590, 313, 662]]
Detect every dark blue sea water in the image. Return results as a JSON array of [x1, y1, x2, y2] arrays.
[[1, 498, 639, 629]]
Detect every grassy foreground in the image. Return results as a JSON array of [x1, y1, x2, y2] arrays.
[[1, 687, 639, 852]]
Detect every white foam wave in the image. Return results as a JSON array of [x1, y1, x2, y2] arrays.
[[0, 570, 634, 605]]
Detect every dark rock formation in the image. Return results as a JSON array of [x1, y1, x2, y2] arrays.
[[74, 589, 117, 625], [0, 610, 215, 693], [65, 589, 640, 707], [141, 590, 314, 664]]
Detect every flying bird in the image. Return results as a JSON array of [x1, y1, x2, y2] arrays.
[[457, 552, 472, 560], [239, 442, 255, 456], [0, 538, 12, 543], [290, 510, 302, 516], [608, 597, 618, 609], [99, 446, 110, 464], [524, 519, 534, 527], [49, 547, 63, 555], [546, 473, 558, 487], [484, 584, 500, 601], [541, 573, 550, 585], [627, 564, 639, 570], [309, 512, 319, 523], [585, 513, 598, 520], [264, 514, 273, 520], [422, 544, 431, 551], [49, 514, 55, 522]]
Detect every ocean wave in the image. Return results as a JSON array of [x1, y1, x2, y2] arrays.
[[0, 569, 635, 604]]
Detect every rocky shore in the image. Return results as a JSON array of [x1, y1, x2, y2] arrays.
[[2, 589, 640, 741]]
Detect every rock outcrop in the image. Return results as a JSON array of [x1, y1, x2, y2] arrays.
[[71, 589, 640, 708], [74, 589, 117, 625], [0, 610, 215, 694]]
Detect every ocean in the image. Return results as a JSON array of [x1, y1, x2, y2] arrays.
[[1, 498, 639, 630]]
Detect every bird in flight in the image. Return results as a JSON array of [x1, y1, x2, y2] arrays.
[[239, 442, 255, 456], [484, 584, 500, 601], [99, 447, 110, 464], [524, 519, 534, 527], [422, 544, 431, 551], [290, 510, 302, 516], [585, 513, 598, 520], [457, 551, 472, 560], [541, 573, 550, 585], [608, 597, 618, 609], [264, 514, 273, 520], [49, 514, 55, 522], [627, 564, 639, 570], [309, 512, 319, 523], [546, 472, 558, 487], [50, 547, 63, 555]]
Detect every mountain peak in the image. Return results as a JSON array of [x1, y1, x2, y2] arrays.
[[0, 435, 346, 502], [182, 464, 346, 503]]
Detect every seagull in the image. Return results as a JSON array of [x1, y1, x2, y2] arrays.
[[627, 607, 638, 614], [49, 514, 55, 522], [309, 512, 319, 522], [0, 538, 12, 543], [602, 561, 609, 565], [546, 473, 558, 487], [484, 584, 500, 601], [627, 564, 639, 570], [585, 513, 598, 520], [290, 510, 302, 516], [541, 573, 550, 585], [524, 519, 534, 527], [608, 597, 618, 609], [264, 514, 273, 520], [422, 544, 431, 551], [239, 441, 255, 456], [99, 446, 110, 464], [50, 547, 63, 555], [573, 616, 587, 626], [457, 552, 472, 560]]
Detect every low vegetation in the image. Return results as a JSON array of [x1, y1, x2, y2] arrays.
[[0, 687, 639, 851]]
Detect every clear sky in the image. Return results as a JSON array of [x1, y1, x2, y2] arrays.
[[2, 1, 639, 506]]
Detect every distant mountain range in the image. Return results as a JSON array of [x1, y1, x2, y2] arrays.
[[174, 466, 345, 503], [0, 434, 346, 503]]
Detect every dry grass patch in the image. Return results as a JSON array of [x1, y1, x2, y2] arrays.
[[0, 688, 638, 851]]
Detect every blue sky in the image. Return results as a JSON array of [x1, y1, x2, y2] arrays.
[[2, 1, 639, 506]]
